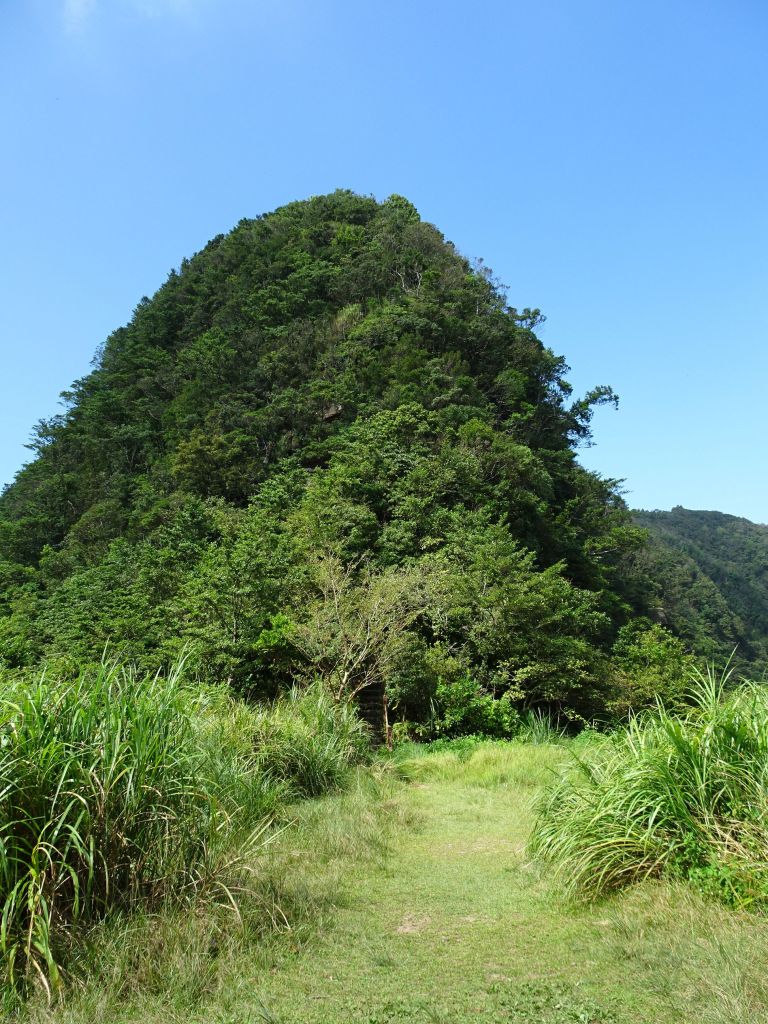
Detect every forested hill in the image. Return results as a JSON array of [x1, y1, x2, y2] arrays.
[[0, 191, 737, 727], [635, 508, 768, 672]]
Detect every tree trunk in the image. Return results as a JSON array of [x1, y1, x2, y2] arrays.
[[355, 677, 388, 746]]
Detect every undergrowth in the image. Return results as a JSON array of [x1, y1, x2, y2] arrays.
[[19, 769, 409, 1024], [251, 681, 370, 798]]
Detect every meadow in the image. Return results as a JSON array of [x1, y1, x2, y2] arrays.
[[5, 664, 768, 1023]]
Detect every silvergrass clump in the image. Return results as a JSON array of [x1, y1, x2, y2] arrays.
[[531, 666, 768, 908], [517, 709, 568, 745], [0, 661, 272, 1004], [251, 680, 370, 799]]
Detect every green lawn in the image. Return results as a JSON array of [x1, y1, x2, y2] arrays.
[[26, 741, 768, 1023]]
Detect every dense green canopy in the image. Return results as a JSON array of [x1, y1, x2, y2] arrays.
[[635, 508, 768, 672], [0, 192, 761, 729]]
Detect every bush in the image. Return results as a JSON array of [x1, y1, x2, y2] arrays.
[[606, 622, 695, 716], [251, 681, 370, 798], [531, 668, 768, 909], [424, 675, 522, 739]]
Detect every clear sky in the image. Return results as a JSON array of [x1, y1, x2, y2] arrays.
[[1, 0, 766, 521]]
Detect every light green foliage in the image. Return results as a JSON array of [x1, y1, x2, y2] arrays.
[[288, 554, 430, 701], [606, 621, 695, 715], [517, 707, 569, 743], [532, 669, 768, 908], [392, 736, 566, 788]]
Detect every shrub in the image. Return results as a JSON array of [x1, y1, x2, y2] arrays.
[[425, 675, 522, 739], [606, 622, 695, 716], [531, 668, 768, 909]]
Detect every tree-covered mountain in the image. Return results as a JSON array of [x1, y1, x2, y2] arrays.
[[635, 508, 768, 673], [0, 191, 730, 731]]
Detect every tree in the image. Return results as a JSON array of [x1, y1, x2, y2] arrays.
[[290, 554, 431, 742]]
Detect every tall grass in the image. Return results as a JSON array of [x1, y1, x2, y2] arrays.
[[392, 735, 567, 789], [517, 709, 568, 745], [251, 681, 370, 798], [0, 665, 370, 1005], [0, 663, 238, 1000], [18, 767, 408, 1024], [531, 668, 768, 908]]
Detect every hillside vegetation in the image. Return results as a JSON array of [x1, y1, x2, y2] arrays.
[[0, 189, 713, 727], [2, 193, 768, 1017], [636, 507, 768, 671]]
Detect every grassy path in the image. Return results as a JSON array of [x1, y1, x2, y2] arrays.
[[249, 755, 646, 1023], [31, 743, 768, 1024], [228, 743, 768, 1024]]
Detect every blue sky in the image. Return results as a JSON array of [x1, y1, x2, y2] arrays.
[[1, 0, 766, 520]]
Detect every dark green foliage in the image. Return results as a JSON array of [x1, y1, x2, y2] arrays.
[[0, 190, 713, 721], [635, 508, 768, 673]]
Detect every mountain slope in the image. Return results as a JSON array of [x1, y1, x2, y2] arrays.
[[635, 507, 768, 671], [0, 191, 680, 722]]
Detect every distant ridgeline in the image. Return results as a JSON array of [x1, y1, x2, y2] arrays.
[[0, 191, 763, 731], [634, 508, 768, 675]]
